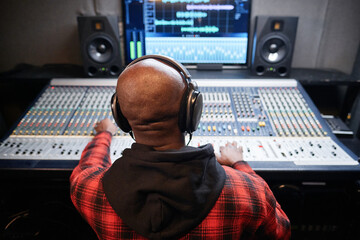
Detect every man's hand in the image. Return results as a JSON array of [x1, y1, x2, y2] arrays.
[[215, 141, 244, 167], [95, 118, 118, 136]]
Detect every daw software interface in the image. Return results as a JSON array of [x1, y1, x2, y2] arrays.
[[123, 0, 251, 65]]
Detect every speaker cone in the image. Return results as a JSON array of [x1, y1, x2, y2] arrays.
[[261, 37, 287, 63], [87, 37, 113, 63]]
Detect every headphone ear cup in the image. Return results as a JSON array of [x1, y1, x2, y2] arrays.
[[189, 90, 203, 132], [178, 82, 203, 133], [111, 93, 132, 133]]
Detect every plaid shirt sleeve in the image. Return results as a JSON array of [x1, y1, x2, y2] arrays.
[[70, 134, 290, 240], [232, 161, 291, 239]]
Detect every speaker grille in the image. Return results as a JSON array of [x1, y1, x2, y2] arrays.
[[88, 37, 113, 63], [261, 37, 287, 63]]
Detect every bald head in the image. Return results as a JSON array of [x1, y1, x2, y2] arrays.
[[116, 59, 187, 149]]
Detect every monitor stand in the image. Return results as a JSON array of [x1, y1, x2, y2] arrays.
[[196, 63, 223, 71]]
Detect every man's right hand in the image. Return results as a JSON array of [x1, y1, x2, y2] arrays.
[[215, 141, 244, 167]]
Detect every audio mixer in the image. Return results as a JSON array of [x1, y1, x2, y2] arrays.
[[0, 78, 359, 171]]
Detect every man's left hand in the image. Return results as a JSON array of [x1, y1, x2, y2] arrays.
[[95, 118, 118, 136]]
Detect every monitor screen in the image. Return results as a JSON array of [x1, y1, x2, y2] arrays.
[[123, 0, 251, 66]]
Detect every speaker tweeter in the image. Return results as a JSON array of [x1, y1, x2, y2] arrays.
[[77, 16, 123, 77], [251, 16, 298, 77]]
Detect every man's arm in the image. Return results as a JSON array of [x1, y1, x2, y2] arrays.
[[70, 119, 117, 210], [216, 141, 291, 239]]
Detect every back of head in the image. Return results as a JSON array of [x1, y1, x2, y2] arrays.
[[116, 59, 186, 150]]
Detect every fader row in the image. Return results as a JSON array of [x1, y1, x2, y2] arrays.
[[0, 136, 356, 166]]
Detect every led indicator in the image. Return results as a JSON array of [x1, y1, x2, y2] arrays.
[[137, 41, 142, 58], [130, 41, 135, 60]]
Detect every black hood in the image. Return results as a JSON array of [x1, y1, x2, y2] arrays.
[[102, 143, 226, 240]]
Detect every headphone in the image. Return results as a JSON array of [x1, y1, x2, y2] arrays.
[[110, 55, 203, 136]]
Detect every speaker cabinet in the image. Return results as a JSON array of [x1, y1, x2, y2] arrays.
[[77, 16, 122, 77], [251, 16, 298, 77]]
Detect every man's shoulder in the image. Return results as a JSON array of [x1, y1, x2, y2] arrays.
[[221, 165, 266, 193]]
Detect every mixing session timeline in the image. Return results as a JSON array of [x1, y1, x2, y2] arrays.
[[124, 0, 250, 64], [0, 79, 358, 170]]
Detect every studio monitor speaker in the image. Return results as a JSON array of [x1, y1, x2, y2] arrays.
[[77, 16, 122, 77], [251, 16, 298, 77]]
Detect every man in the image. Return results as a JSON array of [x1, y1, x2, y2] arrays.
[[70, 57, 291, 239]]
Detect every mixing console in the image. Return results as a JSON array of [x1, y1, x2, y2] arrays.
[[0, 79, 358, 169]]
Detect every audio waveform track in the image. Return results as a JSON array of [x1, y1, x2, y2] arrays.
[[181, 26, 219, 33], [154, 19, 193, 26], [162, 0, 210, 3], [176, 11, 208, 18], [186, 4, 234, 11]]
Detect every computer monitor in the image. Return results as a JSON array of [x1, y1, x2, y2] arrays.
[[123, 0, 251, 67]]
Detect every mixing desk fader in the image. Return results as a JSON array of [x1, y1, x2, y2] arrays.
[[0, 78, 359, 174]]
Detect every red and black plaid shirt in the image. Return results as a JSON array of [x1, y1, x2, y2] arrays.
[[70, 132, 291, 239]]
